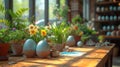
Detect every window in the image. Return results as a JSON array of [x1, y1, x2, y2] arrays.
[[0, 0, 5, 19], [13, 0, 29, 19], [48, 0, 57, 24], [35, 0, 45, 22], [0, 0, 5, 28], [49, 0, 56, 19], [60, 0, 65, 6]]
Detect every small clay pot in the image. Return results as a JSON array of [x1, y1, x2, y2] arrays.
[[111, 31, 116, 36], [116, 31, 120, 36]]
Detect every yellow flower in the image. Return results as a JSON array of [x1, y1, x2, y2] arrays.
[[79, 31, 83, 36], [73, 25, 78, 30], [34, 26, 39, 30], [29, 24, 35, 30], [41, 30, 47, 37], [29, 29, 37, 36]]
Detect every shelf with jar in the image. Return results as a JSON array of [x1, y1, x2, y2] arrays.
[[95, 15, 120, 22], [94, 0, 120, 41], [96, 3, 120, 14], [104, 35, 120, 39], [95, 20, 120, 23], [100, 24, 120, 36], [96, 11, 120, 15], [95, 0, 120, 21], [96, 1, 120, 6]]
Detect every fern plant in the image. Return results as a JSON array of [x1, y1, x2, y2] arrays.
[[8, 8, 29, 30], [0, 3, 29, 43], [0, 4, 10, 26]]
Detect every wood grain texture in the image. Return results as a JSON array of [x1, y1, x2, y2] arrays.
[[0, 45, 115, 67]]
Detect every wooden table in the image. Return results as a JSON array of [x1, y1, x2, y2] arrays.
[[0, 45, 115, 67]]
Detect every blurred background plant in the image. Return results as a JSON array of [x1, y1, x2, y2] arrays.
[[98, 35, 105, 43], [53, 4, 68, 22], [8, 8, 29, 30], [72, 15, 83, 24]]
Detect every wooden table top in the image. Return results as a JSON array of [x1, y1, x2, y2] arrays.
[[0, 45, 115, 67]]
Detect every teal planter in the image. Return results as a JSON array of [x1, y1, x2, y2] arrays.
[[66, 35, 75, 47], [77, 41, 83, 47], [23, 39, 36, 58], [36, 40, 50, 58]]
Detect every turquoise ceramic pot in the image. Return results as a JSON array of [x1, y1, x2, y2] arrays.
[[109, 6, 113, 11], [111, 25, 114, 30], [103, 26, 106, 31], [106, 32, 111, 36], [66, 35, 75, 47], [23, 39, 36, 58], [36, 40, 50, 58], [77, 41, 83, 47], [105, 16, 109, 20]]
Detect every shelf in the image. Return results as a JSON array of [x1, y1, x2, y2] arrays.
[[96, 11, 120, 15], [95, 20, 120, 23], [95, 1, 120, 41], [104, 36, 120, 39], [96, 1, 120, 6], [100, 30, 116, 32]]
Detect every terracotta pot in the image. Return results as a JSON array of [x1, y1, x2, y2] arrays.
[[73, 35, 81, 45], [0, 43, 9, 61], [11, 41, 24, 55]]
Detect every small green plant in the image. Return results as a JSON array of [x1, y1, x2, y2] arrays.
[[0, 28, 11, 43], [72, 15, 83, 24], [98, 35, 105, 43], [49, 22, 70, 44], [78, 24, 97, 36], [53, 4, 68, 22], [9, 29, 27, 43]]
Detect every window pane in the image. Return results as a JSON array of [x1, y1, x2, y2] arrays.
[[0, 0, 5, 19], [35, 0, 45, 21], [49, 0, 56, 19], [60, 0, 65, 6], [0, 0, 5, 28], [13, 0, 29, 19]]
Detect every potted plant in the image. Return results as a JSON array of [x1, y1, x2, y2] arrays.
[[48, 22, 70, 51], [7, 8, 28, 56], [70, 15, 83, 45], [23, 24, 51, 58], [79, 23, 98, 43], [9, 29, 27, 55], [0, 4, 10, 61], [69, 23, 83, 45], [22, 24, 38, 58], [0, 28, 11, 61]]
